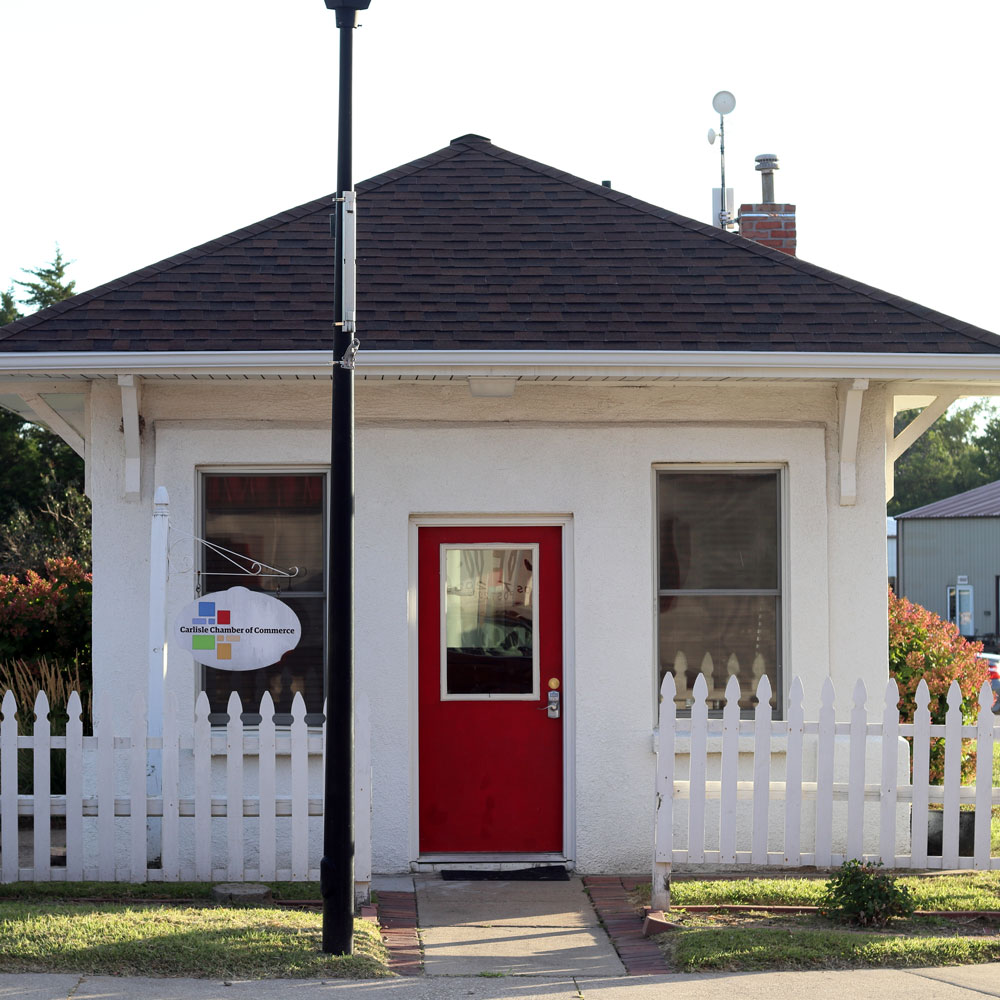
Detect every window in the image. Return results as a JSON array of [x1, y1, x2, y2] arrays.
[[200, 472, 326, 724], [657, 469, 781, 715]]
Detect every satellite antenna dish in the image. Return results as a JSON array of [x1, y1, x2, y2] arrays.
[[712, 90, 736, 115], [710, 91, 736, 229]]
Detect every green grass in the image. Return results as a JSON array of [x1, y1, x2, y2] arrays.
[[0, 881, 323, 902], [667, 872, 1000, 911], [0, 902, 391, 978], [644, 870, 1000, 972], [670, 921, 1000, 972]]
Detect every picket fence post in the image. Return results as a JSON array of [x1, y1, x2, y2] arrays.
[[783, 677, 804, 865], [911, 679, 931, 868], [975, 681, 994, 867], [751, 675, 771, 865], [257, 692, 277, 882], [0, 690, 18, 883], [879, 678, 900, 865], [193, 692, 212, 881], [290, 693, 308, 880], [942, 681, 962, 866], [719, 675, 739, 864], [32, 691, 51, 881], [225, 692, 244, 881], [651, 673, 675, 911], [687, 674, 708, 864], [811, 678, 834, 866]]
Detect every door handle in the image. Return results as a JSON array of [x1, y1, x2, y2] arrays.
[[545, 689, 560, 719]]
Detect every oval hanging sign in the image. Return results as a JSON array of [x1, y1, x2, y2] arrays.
[[173, 586, 301, 671]]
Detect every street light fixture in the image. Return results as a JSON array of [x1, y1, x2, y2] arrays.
[[322, 0, 371, 957]]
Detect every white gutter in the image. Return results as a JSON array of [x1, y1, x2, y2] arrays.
[[3, 349, 1000, 382]]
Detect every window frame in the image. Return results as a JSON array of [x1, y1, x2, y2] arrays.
[[196, 465, 329, 726], [653, 463, 787, 718]]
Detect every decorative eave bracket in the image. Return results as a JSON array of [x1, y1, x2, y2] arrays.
[[838, 378, 868, 506], [884, 389, 960, 503], [118, 374, 142, 498], [16, 391, 85, 459]]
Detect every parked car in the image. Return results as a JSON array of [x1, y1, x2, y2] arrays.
[[975, 652, 1000, 714]]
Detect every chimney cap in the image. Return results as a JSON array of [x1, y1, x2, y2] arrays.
[[755, 154, 780, 172]]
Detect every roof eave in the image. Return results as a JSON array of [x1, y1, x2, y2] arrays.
[[4, 348, 1000, 383]]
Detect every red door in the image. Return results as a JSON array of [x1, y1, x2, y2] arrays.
[[418, 525, 563, 854]]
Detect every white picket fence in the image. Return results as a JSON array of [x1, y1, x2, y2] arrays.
[[0, 688, 371, 888], [652, 673, 1000, 907]]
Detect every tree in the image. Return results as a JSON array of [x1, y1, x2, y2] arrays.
[[11, 246, 75, 311], [0, 288, 19, 326], [973, 410, 1000, 484], [0, 250, 89, 575], [888, 403, 991, 516]]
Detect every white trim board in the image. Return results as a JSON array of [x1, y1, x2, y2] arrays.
[[5, 348, 1000, 383]]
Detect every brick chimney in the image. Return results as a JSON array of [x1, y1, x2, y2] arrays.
[[738, 154, 796, 256]]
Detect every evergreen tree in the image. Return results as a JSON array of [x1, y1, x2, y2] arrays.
[[0, 250, 89, 575], [0, 288, 20, 326], [12, 246, 75, 311]]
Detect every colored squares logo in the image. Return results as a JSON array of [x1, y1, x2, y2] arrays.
[[189, 604, 234, 661]]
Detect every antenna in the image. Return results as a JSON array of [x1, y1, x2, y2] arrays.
[[708, 91, 736, 229]]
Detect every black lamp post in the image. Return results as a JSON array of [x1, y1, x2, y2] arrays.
[[322, 0, 370, 956]]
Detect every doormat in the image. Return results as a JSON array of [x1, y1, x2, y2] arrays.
[[441, 866, 570, 881]]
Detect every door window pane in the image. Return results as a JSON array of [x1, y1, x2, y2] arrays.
[[201, 473, 325, 723], [442, 546, 538, 698]]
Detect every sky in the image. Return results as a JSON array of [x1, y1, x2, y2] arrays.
[[3, 0, 999, 334]]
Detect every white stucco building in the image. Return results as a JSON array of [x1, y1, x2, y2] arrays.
[[3, 135, 1000, 874]]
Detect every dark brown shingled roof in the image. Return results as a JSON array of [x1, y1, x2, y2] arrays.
[[3, 134, 999, 354], [896, 480, 1000, 519]]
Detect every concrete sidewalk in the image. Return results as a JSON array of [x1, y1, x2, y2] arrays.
[[3, 967, 1000, 999], [416, 875, 624, 977]]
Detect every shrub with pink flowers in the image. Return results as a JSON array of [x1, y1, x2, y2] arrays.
[[888, 587, 987, 782], [0, 557, 91, 670]]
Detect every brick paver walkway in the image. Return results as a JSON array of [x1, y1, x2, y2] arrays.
[[374, 890, 422, 975], [582, 875, 672, 976]]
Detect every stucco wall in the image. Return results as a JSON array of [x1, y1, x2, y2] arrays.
[[86, 377, 891, 873]]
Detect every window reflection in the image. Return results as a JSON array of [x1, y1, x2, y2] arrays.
[[444, 547, 536, 696]]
